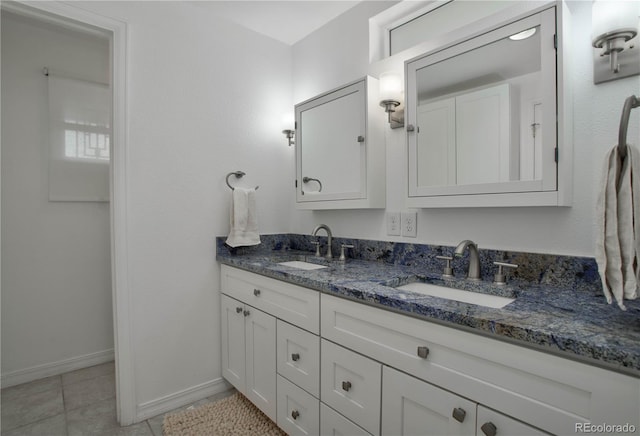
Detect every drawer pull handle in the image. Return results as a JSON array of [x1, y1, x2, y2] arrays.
[[291, 353, 300, 362], [417, 346, 430, 359], [235, 307, 243, 314], [291, 410, 300, 420], [481, 422, 497, 436], [452, 407, 466, 423], [253, 289, 261, 296], [243, 310, 250, 317], [341, 381, 352, 392]]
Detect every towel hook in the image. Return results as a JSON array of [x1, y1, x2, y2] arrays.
[[618, 95, 640, 159], [226, 171, 259, 190]]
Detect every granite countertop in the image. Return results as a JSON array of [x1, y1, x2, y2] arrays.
[[217, 244, 640, 377]]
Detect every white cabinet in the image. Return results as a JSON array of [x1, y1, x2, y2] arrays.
[[277, 320, 320, 398], [320, 340, 381, 436], [277, 374, 320, 436], [220, 294, 276, 421], [320, 403, 371, 436], [321, 293, 640, 436], [382, 366, 476, 436], [477, 405, 548, 436], [294, 76, 386, 210]]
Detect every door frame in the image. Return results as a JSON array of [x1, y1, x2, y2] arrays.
[[1, 1, 135, 425]]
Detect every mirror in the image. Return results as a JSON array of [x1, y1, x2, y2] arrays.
[[294, 77, 386, 210], [297, 81, 365, 199], [406, 8, 560, 204]]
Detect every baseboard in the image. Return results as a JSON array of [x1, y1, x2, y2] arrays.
[[136, 377, 232, 422], [1, 349, 115, 388]]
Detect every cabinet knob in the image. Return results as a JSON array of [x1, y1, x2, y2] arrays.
[[253, 288, 261, 296], [452, 407, 466, 423], [243, 310, 250, 317], [481, 422, 497, 436], [235, 307, 243, 314], [406, 124, 416, 132], [417, 346, 430, 359], [291, 410, 300, 420], [291, 353, 300, 362], [341, 381, 352, 392], [357, 135, 365, 143]]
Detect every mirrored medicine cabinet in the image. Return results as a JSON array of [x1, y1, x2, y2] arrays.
[[295, 76, 386, 210], [404, 4, 573, 208]]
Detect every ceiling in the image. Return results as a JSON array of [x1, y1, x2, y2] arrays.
[[189, 1, 363, 45]]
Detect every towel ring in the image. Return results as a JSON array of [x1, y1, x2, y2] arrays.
[[618, 95, 640, 159], [226, 171, 259, 190]]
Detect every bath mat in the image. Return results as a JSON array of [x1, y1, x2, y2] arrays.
[[162, 392, 285, 436]]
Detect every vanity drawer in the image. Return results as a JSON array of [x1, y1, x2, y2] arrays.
[[321, 294, 640, 436], [320, 339, 381, 436], [277, 374, 320, 436], [221, 265, 320, 333], [320, 403, 371, 436], [277, 320, 320, 397]]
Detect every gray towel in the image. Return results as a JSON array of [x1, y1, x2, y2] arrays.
[[595, 145, 640, 310]]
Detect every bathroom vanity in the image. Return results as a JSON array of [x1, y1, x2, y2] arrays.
[[218, 238, 640, 436]]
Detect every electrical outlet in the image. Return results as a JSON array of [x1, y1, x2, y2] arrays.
[[386, 212, 401, 236], [401, 212, 417, 238]]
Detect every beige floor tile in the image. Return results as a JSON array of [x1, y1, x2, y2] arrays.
[[63, 373, 116, 411], [1, 376, 61, 403], [61, 362, 115, 386], [1, 413, 66, 436]]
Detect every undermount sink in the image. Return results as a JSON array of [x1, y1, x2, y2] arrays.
[[277, 261, 327, 271], [395, 281, 514, 309]]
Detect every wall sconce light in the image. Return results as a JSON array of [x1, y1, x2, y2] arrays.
[[281, 112, 295, 146], [379, 72, 404, 129], [592, 0, 639, 84]]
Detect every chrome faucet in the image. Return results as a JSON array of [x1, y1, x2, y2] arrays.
[[312, 224, 333, 260], [454, 240, 481, 281]]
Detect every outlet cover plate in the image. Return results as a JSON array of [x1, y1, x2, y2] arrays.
[[401, 212, 417, 238], [387, 212, 401, 236]]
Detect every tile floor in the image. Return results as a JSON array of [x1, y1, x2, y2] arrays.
[[1, 362, 235, 435]]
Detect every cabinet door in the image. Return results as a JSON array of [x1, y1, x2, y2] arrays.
[[321, 403, 371, 436], [277, 320, 320, 397], [477, 405, 549, 436], [382, 366, 476, 436], [245, 305, 277, 422], [221, 294, 246, 393], [321, 340, 381, 436], [277, 375, 320, 436]]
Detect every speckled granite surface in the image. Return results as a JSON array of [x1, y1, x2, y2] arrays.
[[216, 234, 640, 376]]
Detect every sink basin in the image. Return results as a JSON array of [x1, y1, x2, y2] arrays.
[[395, 282, 514, 308], [277, 261, 327, 271]]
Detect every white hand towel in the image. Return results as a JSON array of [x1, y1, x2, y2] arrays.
[[595, 145, 639, 310], [225, 187, 261, 248]]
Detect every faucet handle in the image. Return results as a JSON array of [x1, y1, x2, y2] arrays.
[[493, 261, 518, 285], [311, 241, 321, 257], [339, 244, 354, 262], [436, 256, 454, 278]]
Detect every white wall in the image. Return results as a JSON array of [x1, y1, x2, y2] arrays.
[[291, 0, 640, 257], [51, 0, 294, 414], [1, 12, 114, 384]]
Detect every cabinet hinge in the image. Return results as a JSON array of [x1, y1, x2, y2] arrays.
[[295, 121, 297, 130], [295, 179, 298, 188], [555, 147, 558, 163], [553, 34, 557, 50]]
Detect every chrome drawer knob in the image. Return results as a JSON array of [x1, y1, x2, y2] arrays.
[[341, 381, 352, 392], [417, 346, 430, 359], [291, 410, 300, 420], [235, 307, 242, 314], [481, 422, 497, 436], [452, 407, 466, 423], [253, 288, 261, 296], [291, 353, 300, 362]]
